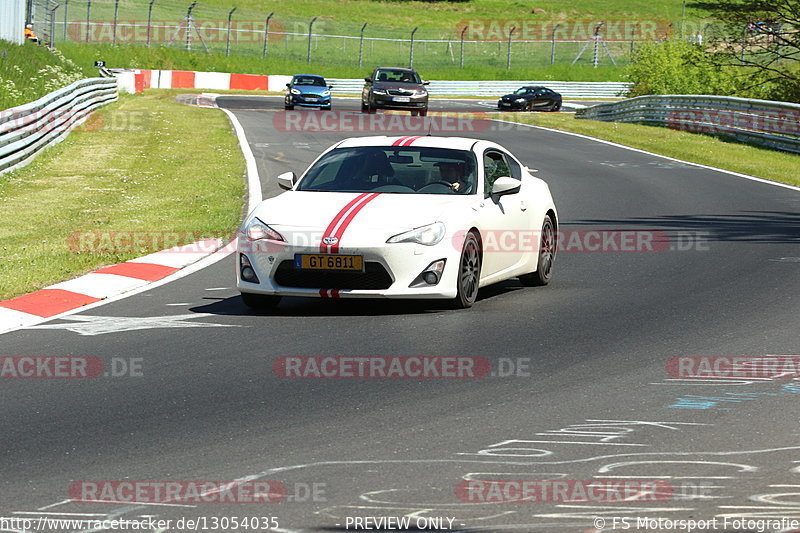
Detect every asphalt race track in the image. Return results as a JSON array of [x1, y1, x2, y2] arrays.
[[1, 95, 799, 533]]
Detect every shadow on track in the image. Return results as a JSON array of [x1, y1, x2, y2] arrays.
[[567, 210, 800, 244], [189, 281, 523, 318]]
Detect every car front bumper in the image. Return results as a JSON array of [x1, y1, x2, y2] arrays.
[[236, 234, 460, 299], [372, 95, 428, 110], [289, 94, 331, 107]]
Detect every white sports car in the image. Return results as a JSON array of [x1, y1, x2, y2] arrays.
[[237, 135, 557, 309]]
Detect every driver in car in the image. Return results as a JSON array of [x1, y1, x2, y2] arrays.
[[437, 162, 470, 193]]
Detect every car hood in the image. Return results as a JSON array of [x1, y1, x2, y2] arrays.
[[500, 93, 525, 100], [292, 85, 328, 94], [250, 191, 471, 233]]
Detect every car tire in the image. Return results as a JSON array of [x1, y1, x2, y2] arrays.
[[451, 231, 481, 309], [519, 215, 555, 286], [241, 292, 281, 309], [525, 102, 533, 112], [411, 110, 419, 117], [361, 100, 368, 112], [551, 102, 562, 112], [322, 105, 332, 111], [419, 109, 428, 117], [284, 104, 294, 110]]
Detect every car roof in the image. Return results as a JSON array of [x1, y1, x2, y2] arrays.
[[335, 136, 483, 151], [292, 74, 325, 79], [375, 67, 417, 72], [521, 86, 547, 90]]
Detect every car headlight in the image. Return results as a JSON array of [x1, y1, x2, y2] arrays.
[[321, 90, 331, 97], [387, 222, 445, 246], [290, 88, 300, 95], [414, 89, 427, 96], [372, 88, 387, 95], [515, 98, 526, 103], [244, 218, 285, 242]]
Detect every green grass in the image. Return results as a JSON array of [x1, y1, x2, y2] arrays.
[[60, 0, 709, 31], [493, 112, 799, 187], [59, 42, 629, 81], [0, 91, 245, 300], [51, 0, 712, 80], [0, 40, 94, 110]]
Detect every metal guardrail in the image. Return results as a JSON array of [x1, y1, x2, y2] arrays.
[[576, 95, 800, 153], [0, 78, 118, 175], [328, 79, 632, 99]]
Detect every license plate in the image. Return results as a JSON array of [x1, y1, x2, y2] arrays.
[[500, 102, 510, 106], [295, 254, 363, 271], [393, 96, 411, 102]]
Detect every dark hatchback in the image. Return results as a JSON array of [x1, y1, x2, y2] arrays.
[[285, 74, 332, 110], [362, 67, 429, 116], [498, 86, 562, 111]]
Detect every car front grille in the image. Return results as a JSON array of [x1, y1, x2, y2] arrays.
[[301, 93, 321, 99], [274, 261, 393, 290], [387, 89, 413, 96]]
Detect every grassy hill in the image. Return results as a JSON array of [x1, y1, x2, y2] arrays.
[[0, 40, 93, 109]]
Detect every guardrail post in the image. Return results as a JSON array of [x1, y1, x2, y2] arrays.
[[358, 23, 367, 68], [63, 0, 68, 40], [146, 0, 156, 47], [262, 12, 273, 58], [84, 0, 91, 42], [49, 3, 59, 48], [550, 23, 560, 64], [225, 7, 236, 56], [630, 27, 635, 54], [506, 26, 515, 70], [459, 25, 467, 67], [307, 16, 318, 62], [112, 0, 119, 45], [409, 26, 419, 68]]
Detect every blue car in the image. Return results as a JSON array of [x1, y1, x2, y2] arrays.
[[284, 74, 332, 110]]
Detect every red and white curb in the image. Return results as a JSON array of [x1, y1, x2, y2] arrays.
[[0, 104, 262, 336], [0, 239, 226, 332]]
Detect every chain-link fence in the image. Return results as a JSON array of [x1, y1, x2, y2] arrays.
[[28, 0, 705, 70]]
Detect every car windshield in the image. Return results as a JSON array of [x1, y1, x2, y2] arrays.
[[375, 70, 422, 84], [296, 146, 477, 195], [514, 88, 531, 95], [293, 76, 326, 86]]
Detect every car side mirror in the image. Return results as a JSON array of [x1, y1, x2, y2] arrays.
[[328, 85, 333, 89], [423, 80, 430, 85], [277, 171, 296, 190], [491, 176, 521, 196], [364, 77, 372, 83], [285, 83, 291, 88]]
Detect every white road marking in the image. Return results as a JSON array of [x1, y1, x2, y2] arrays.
[[27, 313, 240, 336]]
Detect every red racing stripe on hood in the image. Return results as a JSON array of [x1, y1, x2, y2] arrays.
[[320, 193, 371, 253], [329, 192, 380, 253]]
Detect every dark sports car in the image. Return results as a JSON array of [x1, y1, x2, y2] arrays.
[[497, 86, 562, 112]]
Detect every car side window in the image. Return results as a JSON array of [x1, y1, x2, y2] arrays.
[[483, 151, 511, 197]]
